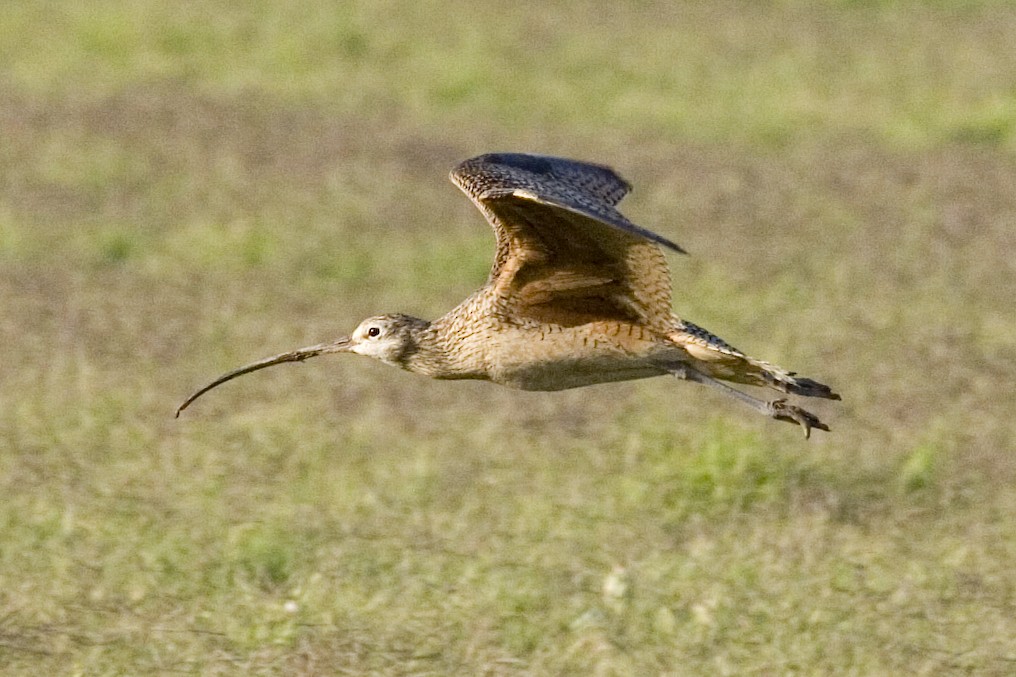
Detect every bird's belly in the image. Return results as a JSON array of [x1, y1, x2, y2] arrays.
[[484, 325, 668, 391], [497, 360, 665, 391]]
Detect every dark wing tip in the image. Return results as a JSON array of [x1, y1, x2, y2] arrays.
[[479, 152, 556, 176], [454, 152, 633, 205], [452, 152, 686, 254], [649, 231, 688, 255]]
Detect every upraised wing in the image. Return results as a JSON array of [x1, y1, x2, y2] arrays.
[[450, 153, 685, 328]]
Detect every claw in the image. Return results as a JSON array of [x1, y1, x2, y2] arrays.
[[768, 398, 829, 439], [665, 365, 833, 438]]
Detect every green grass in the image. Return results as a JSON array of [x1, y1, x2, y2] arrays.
[[2, 1, 1016, 674], [4, 1, 1016, 149]]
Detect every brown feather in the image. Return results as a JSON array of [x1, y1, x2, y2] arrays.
[[177, 152, 838, 438], [450, 157, 682, 330]]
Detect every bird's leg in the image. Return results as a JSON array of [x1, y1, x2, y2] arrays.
[[666, 365, 829, 438]]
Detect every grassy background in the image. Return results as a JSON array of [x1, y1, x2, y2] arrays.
[[2, 0, 1016, 674]]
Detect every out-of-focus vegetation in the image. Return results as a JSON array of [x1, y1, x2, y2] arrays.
[[2, 1, 1015, 674]]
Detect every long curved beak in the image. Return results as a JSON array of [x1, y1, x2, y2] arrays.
[[175, 336, 353, 417]]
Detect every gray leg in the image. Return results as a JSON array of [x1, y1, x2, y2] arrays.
[[667, 365, 829, 438]]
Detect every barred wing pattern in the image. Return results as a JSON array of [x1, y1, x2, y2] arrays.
[[451, 153, 685, 328]]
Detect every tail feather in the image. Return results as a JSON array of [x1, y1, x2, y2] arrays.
[[755, 363, 841, 400], [672, 320, 840, 401]]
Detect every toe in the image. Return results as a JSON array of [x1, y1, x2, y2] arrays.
[[769, 399, 829, 438]]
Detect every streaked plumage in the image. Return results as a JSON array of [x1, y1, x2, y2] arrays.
[[178, 153, 840, 436]]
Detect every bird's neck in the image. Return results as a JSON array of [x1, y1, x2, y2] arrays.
[[393, 320, 448, 377], [398, 320, 482, 381]]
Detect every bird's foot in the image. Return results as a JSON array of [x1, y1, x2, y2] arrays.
[[664, 364, 833, 439], [767, 398, 829, 439]]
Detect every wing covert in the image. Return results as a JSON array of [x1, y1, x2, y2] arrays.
[[450, 153, 684, 328]]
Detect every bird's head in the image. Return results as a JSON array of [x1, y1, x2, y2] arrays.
[[175, 313, 430, 416], [345, 313, 430, 366]]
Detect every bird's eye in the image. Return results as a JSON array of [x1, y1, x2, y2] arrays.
[[367, 326, 381, 338]]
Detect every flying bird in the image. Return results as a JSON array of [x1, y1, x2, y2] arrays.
[[177, 153, 839, 436]]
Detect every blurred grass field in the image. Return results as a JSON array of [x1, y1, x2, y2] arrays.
[[2, 0, 1016, 674]]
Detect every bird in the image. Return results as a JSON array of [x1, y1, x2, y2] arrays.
[[176, 152, 840, 436]]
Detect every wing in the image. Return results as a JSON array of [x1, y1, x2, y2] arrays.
[[450, 153, 685, 328]]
